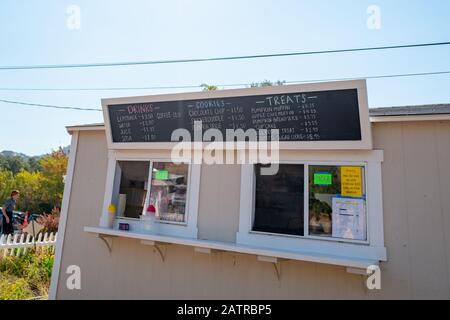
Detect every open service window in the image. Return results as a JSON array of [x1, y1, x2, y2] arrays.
[[102, 152, 201, 239], [237, 151, 387, 263], [114, 161, 189, 222]]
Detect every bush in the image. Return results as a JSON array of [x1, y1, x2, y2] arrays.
[[0, 250, 54, 299], [25, 250, 54, 294], [0, 254, 33, 278], [0, 275, 33, 300], [37, 208, 60, 233]]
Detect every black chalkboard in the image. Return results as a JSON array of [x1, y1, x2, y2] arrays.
[[107, 89, 362, 143]]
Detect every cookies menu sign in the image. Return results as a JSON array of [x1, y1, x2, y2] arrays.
[[107, 88, 362, 143]]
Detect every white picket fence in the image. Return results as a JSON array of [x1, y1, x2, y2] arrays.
[[0, 232, 57, 257]]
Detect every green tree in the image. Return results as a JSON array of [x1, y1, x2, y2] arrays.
[[0, 170, 15, 204], [249, 80, 286, 88], [0, 156, 30, 175], [27, 157, 42, 172], [0, 148, 68, 213], [39, 149, 68, 208], [200, 84, 218, 91], [13, 171, 44, 213], [199, 80, 285, 92]]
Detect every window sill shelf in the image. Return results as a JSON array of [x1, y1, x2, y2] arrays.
[[83, 226, 378, 270]]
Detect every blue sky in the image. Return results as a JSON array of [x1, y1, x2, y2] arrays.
[[0, 0, 449, 155]]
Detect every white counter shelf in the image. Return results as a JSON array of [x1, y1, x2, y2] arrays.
[[84, 226, 378, 274]]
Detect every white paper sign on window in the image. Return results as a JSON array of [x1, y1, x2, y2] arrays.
[[332, 197, 366, 240]]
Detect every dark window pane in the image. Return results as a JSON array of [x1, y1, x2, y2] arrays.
[[118, 161, 150, 219], [253, 164, 304, 236]]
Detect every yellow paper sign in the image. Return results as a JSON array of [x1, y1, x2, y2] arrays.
[[341, 167, 362, 198]]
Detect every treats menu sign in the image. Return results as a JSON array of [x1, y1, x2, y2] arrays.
[[106, 88, 362, 144]]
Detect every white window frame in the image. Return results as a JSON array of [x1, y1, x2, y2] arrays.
[[102, 150, 201, 239], [237, 150, 387, 262]]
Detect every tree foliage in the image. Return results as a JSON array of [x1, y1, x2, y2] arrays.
[[200, 83, 218, 91], [0, 148, 68, 213], [39, 149, 67, 207], [0, 156, 28, 175], [249, 80, 286, 88], [12, 171, 44, 212], [200, 80, 285, 91], [0, 171, 14, 203]]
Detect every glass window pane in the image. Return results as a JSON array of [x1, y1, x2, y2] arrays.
[[309, 165, 367, 240], [117, 161, 150, 219], [253, 164, 304, 236], [149, 162, 189, 223]]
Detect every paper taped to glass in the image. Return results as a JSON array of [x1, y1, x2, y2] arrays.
[[332, 197, 366, 241]]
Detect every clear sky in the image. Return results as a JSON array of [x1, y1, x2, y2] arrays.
[[0, 0, 449, 155]]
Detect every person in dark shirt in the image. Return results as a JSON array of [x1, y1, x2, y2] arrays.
[[2, 190, 19, 235]]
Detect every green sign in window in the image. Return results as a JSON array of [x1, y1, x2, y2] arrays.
[[155, 170, 169, 180], [314, 172, 332, 186]]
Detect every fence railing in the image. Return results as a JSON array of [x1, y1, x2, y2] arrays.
[[0, 232, 57, 257]]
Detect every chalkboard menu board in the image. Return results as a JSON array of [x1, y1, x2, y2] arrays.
[[107, 88, 362, 143]]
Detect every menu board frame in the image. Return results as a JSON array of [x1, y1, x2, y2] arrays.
[[102, 79, 372, 150]]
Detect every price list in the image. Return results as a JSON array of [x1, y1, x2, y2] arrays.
[[108, 89, 362, 143]]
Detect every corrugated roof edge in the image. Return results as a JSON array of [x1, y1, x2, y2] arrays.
[[66, 104, 450, 131], [369, 104, 450, 116]]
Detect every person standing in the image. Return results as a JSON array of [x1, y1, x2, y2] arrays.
[[2, 190, 19, 235]]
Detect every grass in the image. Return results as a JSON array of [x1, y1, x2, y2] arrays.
[[0, 249, 54, 300]]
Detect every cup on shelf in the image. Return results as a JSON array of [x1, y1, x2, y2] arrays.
[[140, 204, 159, 233], [100, 204, 116, 229]]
